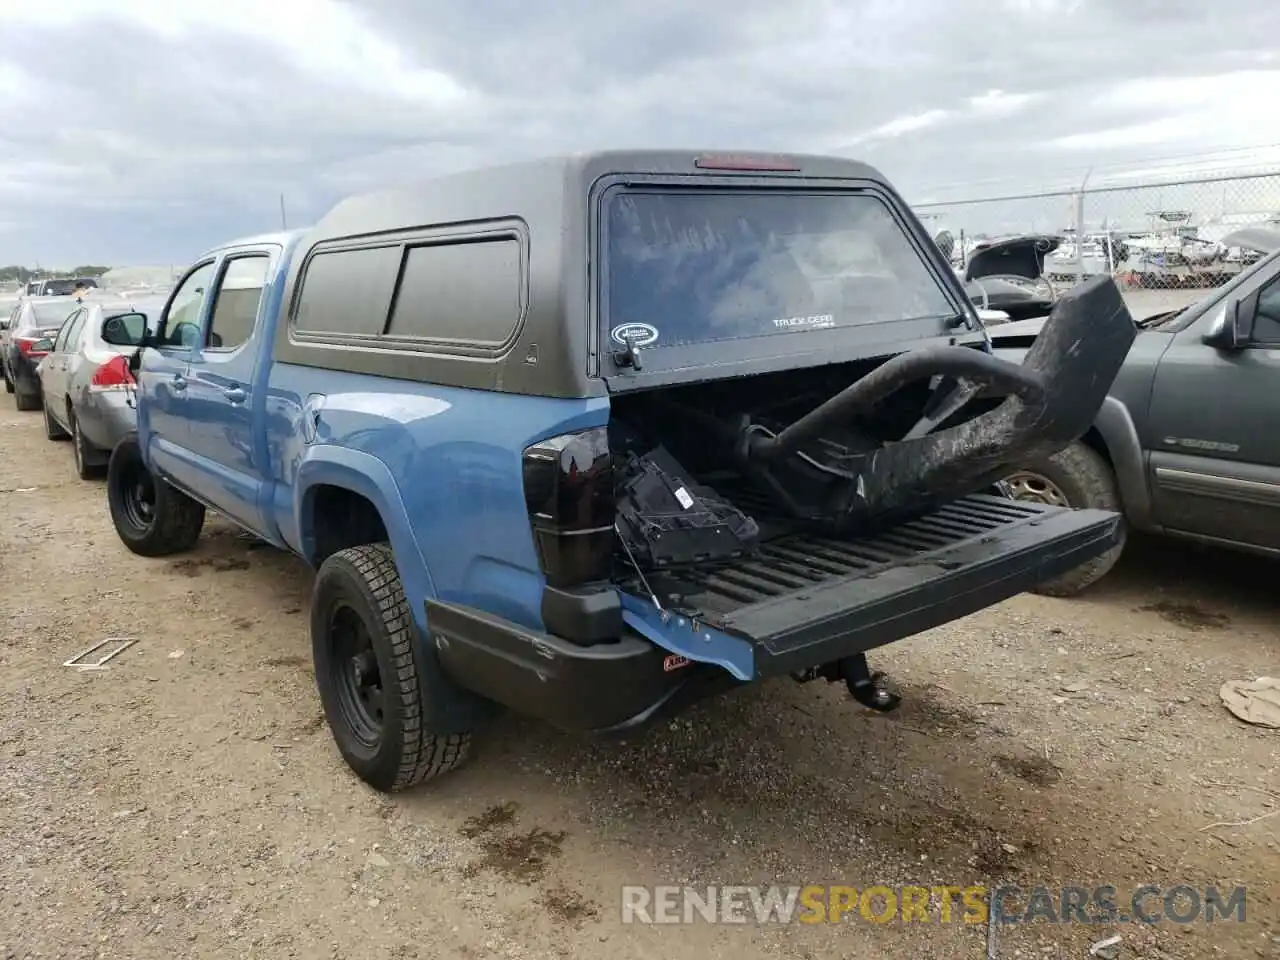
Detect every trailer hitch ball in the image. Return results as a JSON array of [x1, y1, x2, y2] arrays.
[[844, 670, 906, 716], [793, 654, 903, 712]]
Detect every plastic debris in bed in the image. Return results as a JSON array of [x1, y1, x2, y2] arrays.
[[614, 445, 760, 570]]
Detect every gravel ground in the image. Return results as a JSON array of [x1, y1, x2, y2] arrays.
[[1, 399, 1277, 960]]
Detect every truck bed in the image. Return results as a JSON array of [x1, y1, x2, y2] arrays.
[[620, 493, 1121, 677]]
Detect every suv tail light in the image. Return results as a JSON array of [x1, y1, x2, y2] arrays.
[[89, 355, 135, 391], [15, 336, 49, 359], [522, 427, 615, 587]]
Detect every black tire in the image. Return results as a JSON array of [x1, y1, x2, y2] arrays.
[[1003, 441, 1126, 597], [106, 436, 205, 556], [311, 543, 470, 792], [43, 398, 69, 440], [14, 389, 40, 412], [3, 369, 13, 394], [71, 413, 105, 480]]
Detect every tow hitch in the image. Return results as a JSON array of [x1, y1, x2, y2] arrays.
[[792, 653, 902, 713]]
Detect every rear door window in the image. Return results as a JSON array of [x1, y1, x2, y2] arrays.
[[602, 190, 956, 350], [53, 311, 79, 353], [65, 309, 89, 351], [205, 255, 269, 351]]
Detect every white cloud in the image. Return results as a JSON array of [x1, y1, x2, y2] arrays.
[[1048, 70, 1280, 151], [966, 89, 1040, 116], [2, 0, 1280, 265], [0, 0, 468, 105]]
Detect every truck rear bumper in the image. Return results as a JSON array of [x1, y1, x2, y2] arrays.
[[428, 600, 743, 734], [427, 495, 1121, 733]]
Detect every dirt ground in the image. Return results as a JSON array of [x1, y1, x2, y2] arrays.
[[1, 401, 1277, 960]]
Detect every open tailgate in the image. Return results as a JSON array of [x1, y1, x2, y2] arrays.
[[621, 494, 1120, 680]]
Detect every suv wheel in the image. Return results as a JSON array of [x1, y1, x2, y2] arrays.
[[312, 543, 471, 792], [14, 388, 40, 412], [3, 369, 12, 394], [106, 436, 206, 556], [43, 398, 70, 441], [1003, 440, 1126, 596]]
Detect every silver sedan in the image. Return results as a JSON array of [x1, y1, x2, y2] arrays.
[[36, 297, 166, 479]]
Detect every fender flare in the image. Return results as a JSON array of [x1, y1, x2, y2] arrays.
[[1090, 396, 1152, 530], [295, 446, 433, 595], [295, 446, 494, 735]]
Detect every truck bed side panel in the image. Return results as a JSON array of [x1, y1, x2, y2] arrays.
[[263, 362, 609, 635]]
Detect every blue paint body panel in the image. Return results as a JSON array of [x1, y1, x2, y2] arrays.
[[131, 231, 742, 683]]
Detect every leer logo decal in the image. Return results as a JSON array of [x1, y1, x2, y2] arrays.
[[611, 322, 659, 347]]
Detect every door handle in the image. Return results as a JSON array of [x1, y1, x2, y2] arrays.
[[223, 386, 246, 403], [171, 374, 187, 392]]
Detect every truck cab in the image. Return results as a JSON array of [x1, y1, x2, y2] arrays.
[[129, 231, 302, 537], [108, 150, 1134, 794]]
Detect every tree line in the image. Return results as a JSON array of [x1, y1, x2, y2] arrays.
[[0, 265, 112, 283]]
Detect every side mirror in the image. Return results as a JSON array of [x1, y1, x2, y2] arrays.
[[101, 313, 148, 347], [1202, 299, 1250, 350], [101, 319, 128, 346]]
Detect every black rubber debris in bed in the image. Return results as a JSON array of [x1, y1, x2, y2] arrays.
[[622, 493, 1122, 677]]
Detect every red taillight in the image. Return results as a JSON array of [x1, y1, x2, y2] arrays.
[[15, 336, 48, 358], [694, 154, 801, 172], [522, 427, 615, 588], [89, 355, 135, 391]]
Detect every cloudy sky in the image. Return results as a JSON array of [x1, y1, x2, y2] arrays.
[[3, 0, 1280, 267]]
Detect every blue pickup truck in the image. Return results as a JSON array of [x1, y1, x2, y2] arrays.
[[107, 150, 1135, 792]]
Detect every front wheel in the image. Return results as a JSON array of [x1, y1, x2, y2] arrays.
[[106, 436, 206, 556], [1003, 440, 1126, 596], [311, 543, 471, 792]]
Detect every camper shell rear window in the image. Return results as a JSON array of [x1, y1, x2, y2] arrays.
[[600, 189, 957, 353]]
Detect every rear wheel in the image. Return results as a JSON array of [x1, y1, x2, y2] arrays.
[[43, 398, 69, 440], [107, 436, 205, 556], [3, 368, 13, 394], [71, 413, 105, 480], [311, 543, 471, 792], [1003, 440, 1126, 596], [14, 389, 40, 412]]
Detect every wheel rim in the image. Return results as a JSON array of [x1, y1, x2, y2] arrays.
[[328, 603, 385, 747], [118, 460, 156, 528], [1003, 470, 1070, 507]]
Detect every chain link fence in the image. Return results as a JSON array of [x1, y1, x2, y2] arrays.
[[913, 169, 1280, 299]]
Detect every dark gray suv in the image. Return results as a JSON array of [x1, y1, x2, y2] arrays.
[[992, 233, 1280, 594]]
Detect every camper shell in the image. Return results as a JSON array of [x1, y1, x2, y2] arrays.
[[271, 150, 988, 399]]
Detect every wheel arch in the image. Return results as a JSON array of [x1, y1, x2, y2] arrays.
[[1081, 397, 1153, 530]]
